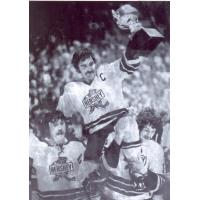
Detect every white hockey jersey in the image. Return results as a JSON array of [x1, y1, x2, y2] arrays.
[[141, 140, 165, 174], [29, 131, 98, 199], [102, 139, 165, 200], [57, 54, 140, 134]]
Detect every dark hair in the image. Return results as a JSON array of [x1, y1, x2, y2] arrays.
[[40, 110, 68, 138], [136, 107, 163, 143], [71, 48, 96, 72], [45, 110, 67, 123]]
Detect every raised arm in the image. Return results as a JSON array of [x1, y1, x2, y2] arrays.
[[111, 4, 163, 77], [56, 83, 77, 118], [29, 129, 47, 159]]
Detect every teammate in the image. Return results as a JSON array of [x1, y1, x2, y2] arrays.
[[136, 107, 167, 200], [29, 110, 100, 200], [91, 109, 166, 200]]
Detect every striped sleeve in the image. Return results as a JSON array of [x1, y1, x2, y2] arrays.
[[104, 172, 167, 196], [121, 140, 142, 149], [119, 52, 141, 74]]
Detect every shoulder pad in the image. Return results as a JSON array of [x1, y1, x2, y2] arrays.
[[64, 82, 78, 92]]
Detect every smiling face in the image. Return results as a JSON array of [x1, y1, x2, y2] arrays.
[[49, 119, 66, 145], [78, 56, 96, 84], [140, 124, 156, 141]]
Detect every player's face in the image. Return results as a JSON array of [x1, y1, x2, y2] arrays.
[[78, 56, 96, 84], [49, 119, 66, 145], [140, 124, 156, 140]]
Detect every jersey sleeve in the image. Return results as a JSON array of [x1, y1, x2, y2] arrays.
[[119, 52, 141, 75], [100, 52, 141, 82], [56, 84, 77, 118], [29, 130, 47, 159]]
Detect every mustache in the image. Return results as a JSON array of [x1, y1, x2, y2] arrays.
[[56, 130, 64, 135], [86, 70, 94, 75]]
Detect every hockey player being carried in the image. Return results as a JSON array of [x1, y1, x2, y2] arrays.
[[57, 4, 163, 165], [56, 4, 166, 199]]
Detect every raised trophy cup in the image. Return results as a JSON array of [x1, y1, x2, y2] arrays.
[[112, 4, 164, 54]]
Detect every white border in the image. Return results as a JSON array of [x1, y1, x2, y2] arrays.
[[0, 0, 28, 199], [1, 1, 200, 200], [171, 0, 200, 199]]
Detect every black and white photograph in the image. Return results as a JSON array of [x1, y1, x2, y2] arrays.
[[29, 1, 170, 200]]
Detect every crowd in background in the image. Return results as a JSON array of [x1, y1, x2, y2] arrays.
[[30, 34, 169, 129]]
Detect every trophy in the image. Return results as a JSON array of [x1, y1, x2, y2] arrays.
[[112, 4, 164, 54]]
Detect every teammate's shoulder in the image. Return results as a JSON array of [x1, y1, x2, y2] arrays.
[[143, 140, 160, 149], [149, 140, 164, 153], [64, 81, 81, 92], [67, 140, 86, 149]]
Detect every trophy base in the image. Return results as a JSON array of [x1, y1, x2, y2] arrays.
[[128, 27, 164, 53]]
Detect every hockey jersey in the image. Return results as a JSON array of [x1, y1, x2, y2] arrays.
[[102, 139, 165, 200], [57, 53, 140, 135], [141, 140, 165, 174], [29, 131, 98, 200]]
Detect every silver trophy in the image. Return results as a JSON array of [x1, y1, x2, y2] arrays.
[[112, 4, 164, 53]]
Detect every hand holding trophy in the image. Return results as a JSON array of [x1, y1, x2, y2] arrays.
[[112, 4, 164, 54]]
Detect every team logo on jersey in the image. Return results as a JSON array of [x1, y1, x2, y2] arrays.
[[49, 157, 75, 182], [82, 89, 109, 114]]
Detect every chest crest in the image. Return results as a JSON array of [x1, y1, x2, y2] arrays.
[[49, 157, 75, 182], [82, 89, 109, 114]]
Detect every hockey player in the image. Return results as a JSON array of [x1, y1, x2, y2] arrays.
[[57, 5, 144, 162], [57, 47, 141, 161], [100, 114, 167, 200], [136, 108, 168, 200], [29, 110, 100, 200], [57, 3, 164, 162]]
